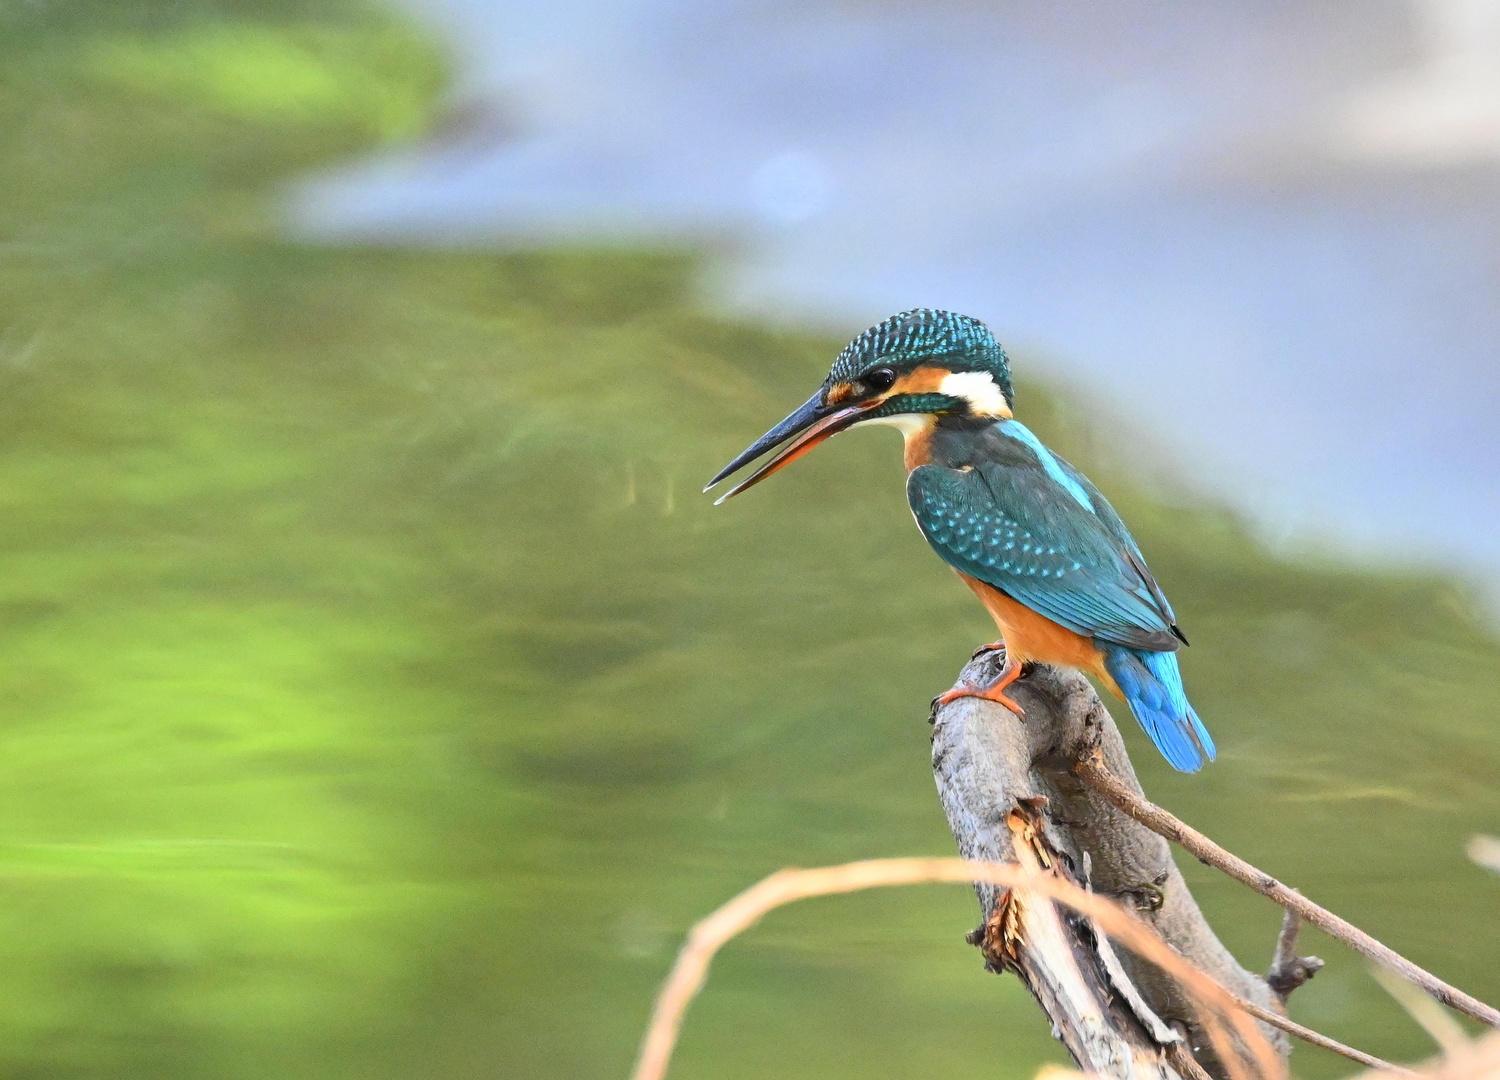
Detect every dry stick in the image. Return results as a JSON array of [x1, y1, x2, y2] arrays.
[[1230, 991, 1418, 1076], [1267, 908, 1324, 999], [1075, 752, 1500, 1029], [629, 857, 1282, 1080], [1273, 910, 1302, 970]]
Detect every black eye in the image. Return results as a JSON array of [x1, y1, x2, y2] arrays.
[[864, 367, 896, 393]]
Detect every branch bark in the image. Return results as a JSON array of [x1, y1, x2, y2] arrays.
[[931, 652, 1288, 1080]]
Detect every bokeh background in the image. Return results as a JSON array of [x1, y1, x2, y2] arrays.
[[0, 2, 1498, 1080]]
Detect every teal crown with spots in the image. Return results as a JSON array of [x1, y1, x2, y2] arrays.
[[829, 309, 1013, 405]]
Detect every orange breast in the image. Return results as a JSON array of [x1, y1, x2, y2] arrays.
[[954, 570, 1122, 697]]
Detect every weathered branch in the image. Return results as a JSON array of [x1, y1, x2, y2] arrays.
[[1073, 750, 1500, 1028], [968, 799, 1194, 1079], [630, 650, 1438, 1080], [931, 653, 1287, 1080]]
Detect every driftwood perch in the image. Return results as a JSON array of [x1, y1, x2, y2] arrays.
[[629, 645, 1473, 1080], [931, 650, 1287, 1080], [630, 647, 1488, 1080]]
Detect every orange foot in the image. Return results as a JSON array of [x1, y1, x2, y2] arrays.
[[970, 639, 1006, 660], [935, 654, 1027, 717]]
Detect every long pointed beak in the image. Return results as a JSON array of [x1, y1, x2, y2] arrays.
[[704, 391, 877, 504]]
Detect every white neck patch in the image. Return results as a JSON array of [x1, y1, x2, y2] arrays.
[[938, 370, 1011, 417]]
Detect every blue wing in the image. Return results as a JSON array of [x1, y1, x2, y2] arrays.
[[908, 421, 1213, 771], [906, 421, 1180, 651]]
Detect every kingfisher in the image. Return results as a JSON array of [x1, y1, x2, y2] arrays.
[[704, 309, 1214, 772]]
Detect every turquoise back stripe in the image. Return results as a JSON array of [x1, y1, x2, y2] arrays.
[[999, 421, 1095, 513]]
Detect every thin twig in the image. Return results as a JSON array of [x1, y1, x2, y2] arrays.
[[628, 857, 1283, 1080], [1075, 752, 1500, 1029], [1230, 991, 1418, 1075], [1267, 907, 1324, 999], [1272, 909, 1303, 975]]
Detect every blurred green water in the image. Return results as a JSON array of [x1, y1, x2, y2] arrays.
[[0, 2, 1497, 1079]]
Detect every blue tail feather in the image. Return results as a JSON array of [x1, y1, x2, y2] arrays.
[[1101, 645, 1215, 773]]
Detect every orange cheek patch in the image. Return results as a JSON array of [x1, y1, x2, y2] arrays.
[[889, 367, 952, 396], [826, 381, 859, 404]]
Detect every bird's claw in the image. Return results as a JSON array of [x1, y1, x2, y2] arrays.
[[932, 645, 1029, 721], [935, 681, 1027, 717]]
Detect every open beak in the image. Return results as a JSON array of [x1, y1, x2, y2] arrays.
[[703, 390, 879, 504]]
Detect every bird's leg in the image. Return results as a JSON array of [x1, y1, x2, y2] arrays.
[[935, 650, 1027, 717]]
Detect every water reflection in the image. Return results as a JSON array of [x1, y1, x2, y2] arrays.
[[299, 0, 1500, 595]]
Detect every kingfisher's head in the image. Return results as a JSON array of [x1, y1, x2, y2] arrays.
[[705, 309, 1012, 501]]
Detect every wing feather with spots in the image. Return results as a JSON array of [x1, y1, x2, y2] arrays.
[[907, 445, 1179, 652]]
